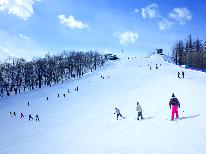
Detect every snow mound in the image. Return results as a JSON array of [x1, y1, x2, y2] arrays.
[[149, 54, 165, 62]]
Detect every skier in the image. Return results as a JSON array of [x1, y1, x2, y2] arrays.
[[20, 113, 24, 119], [9, 112, 12, 117], [13, 112, 16, 116], [169, 93, 180, 120], [35, 114, 40, 122], [28, 101, 30, 106], [29, 114, 33, 121], [63, 94, 65, 97], [155, 64, 158, 69], [182, 71, 185, 78], [136, 101, 143, 120], [178, 72, 181, 78], [114, 108, 124, 120]]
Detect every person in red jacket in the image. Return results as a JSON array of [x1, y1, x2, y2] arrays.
[[169, 93, 180, 120]]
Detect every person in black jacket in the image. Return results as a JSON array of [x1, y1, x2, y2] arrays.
[[178, 72, 181, 78], [29, 114, 33, 121], [182, 71, 185, 78], [169, 93, 180, 120], [36, 114, 40, 122]]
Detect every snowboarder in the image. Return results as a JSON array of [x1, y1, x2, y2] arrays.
[[20, 113, 24, 119], [136, 101, 143, 120], [29, 114, 33, 120], [114, 108, 124, 120], [178, 72, 181, 78], [182, 71, 185, 78], [35, 114, 40, 122], [169, 93, 180, 120]]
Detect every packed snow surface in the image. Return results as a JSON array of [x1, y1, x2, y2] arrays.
[[1, 54, 206, 154]]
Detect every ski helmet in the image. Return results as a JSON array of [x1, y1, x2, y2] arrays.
[[172, 93, 175, 97]]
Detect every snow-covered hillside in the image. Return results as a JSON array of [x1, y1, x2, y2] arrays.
[[1, 54, 206, 154]]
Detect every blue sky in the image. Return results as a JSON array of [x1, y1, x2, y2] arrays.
[[0, 0, 206, 60]]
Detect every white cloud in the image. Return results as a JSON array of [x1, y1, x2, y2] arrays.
[[114, 31, 139, 45], [169, 7, 192, 25], [134, 9, 139, 14], [19, 34, 30, 40], [158, 18, 173, 31], [141, 3, 159, 19], [58, 15, 88, 29], [0, 45, 13, 60], [0, 30, 46, 60], [0, 0, 40, 20]]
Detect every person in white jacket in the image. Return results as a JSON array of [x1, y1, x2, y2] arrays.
[[136, 101, 143, 120], [114, 108, 123, 120]]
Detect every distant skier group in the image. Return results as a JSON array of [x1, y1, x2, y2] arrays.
[[29, 114, 40, 121], [101, 75, 110, 80], [10, 111, 40, 122], [46, 86, 80, 101], [114, 101, 143, 120], [148, 63, 161, 70], [114, 93, 180, 121], [9, 85, 80, 122], [178, 71, 185, 79]]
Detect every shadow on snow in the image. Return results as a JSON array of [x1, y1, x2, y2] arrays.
[[179, 114, 200, 120]]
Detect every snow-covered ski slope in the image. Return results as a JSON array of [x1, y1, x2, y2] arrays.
[[1, 54, 206, 154]]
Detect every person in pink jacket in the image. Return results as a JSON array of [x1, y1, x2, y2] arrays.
[[169, 93, 180, 120]]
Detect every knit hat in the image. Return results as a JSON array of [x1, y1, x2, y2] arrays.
[[172, 93, 175, 97]]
